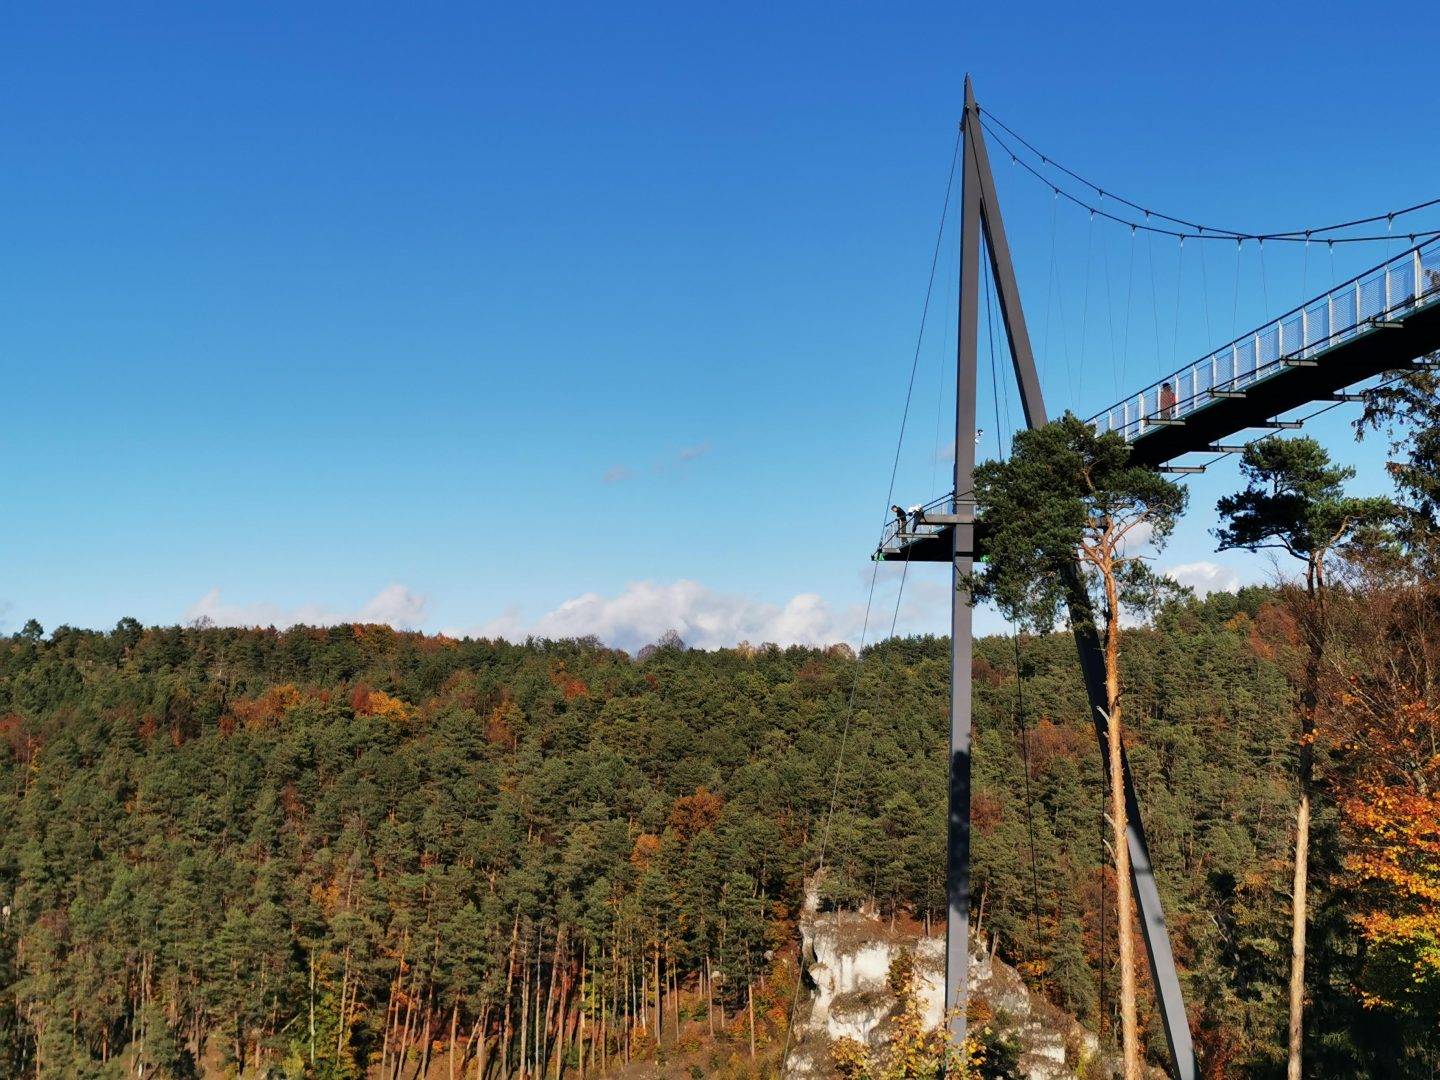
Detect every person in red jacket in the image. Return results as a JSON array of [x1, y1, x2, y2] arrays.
[[1159, 381, 1177, 419]]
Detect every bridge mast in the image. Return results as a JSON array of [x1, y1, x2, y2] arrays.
[[946, 76, 1198, 1079]]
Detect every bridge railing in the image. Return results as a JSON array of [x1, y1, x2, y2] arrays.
[[879, 491, 967, 552], [1090, 236, 1440, 442]]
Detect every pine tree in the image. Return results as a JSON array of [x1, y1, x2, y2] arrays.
[[969, 414, 1186, 1080]]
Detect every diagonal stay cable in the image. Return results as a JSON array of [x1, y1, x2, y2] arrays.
[[778, 539, 915, 1072], [781, 126, 960, 1073], [881, 124, 963, 528]]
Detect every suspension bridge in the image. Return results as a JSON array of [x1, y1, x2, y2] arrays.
[[865, 78, 1440, 1080], [879, 230, 1440, 561]]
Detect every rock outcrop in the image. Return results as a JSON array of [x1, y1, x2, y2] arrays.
[[784, 885, 1147, 1080]]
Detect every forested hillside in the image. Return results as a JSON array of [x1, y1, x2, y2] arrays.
[[0, 583, 1434, 1077]]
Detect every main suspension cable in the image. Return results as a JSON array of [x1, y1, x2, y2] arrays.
[[978, 110, 1440, 245]]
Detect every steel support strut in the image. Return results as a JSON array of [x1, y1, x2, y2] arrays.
[[945, 76, 1197, 1079], [945, 79, 982, 1058]]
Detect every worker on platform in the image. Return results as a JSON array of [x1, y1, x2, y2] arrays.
[[892, 505, 907, 534], [1159, 381, 1177, 419]]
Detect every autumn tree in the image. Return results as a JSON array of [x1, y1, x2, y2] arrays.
[[1316, 531, 1440, 1069], [968, 413, 1186, 1080], [1216, 435, 1392, 1080]]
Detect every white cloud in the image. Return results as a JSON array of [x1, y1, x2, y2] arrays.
[[185, 584, 428, 630], [357, 585, 428, 627], [464, 580, 841, 653], [1116, 520, 1156, 557], [678, 440, 712, 462], [1165, 561, 1240, 596]]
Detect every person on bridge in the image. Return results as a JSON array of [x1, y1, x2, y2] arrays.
[[892, 505, 907, 533], [1159, 381, 1177, 419]]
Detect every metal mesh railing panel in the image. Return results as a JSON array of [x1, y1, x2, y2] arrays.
[[1422, 248, 1440, 298], [1332, 290, 1357, 340], [1236, 338, 1257, 386], [1281, 314, 1304, 356], [1258, 325, 1280, 367], [1389, 260, 1417, 310], [1360, 274, 1385, 321], [1084, 238, 1440, 443]]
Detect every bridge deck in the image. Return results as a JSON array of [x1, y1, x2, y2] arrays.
[[878, 238, 1440, 564]]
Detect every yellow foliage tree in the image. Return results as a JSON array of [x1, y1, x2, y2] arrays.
[[364, 689, 414, 724], [1333, 691, 1440, 1010], [829, 951, 985, 1080]]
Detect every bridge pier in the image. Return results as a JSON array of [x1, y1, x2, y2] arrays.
[[935, 76, 1198, 1080]]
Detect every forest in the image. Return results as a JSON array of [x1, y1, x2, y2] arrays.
[[2, 383, 1439, 1080], [0, 574, 1433, 1078]]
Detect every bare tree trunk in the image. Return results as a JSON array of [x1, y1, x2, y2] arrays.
[[533, 949, 544, 1077], [380, 955, 403, 1080], [309, 949, 317, 1070], [1287, 789, 1312, 1080], [475, 1009, 491, 1080], [975, 877, 988, 942], [394, 981, 418, 1080], [337, 946, 352, 1058], [578, 942, 588, 1079], [543, 931, 564, 1077], [1289, 629, 1320, 1080], [502, 915, 520, 1078], [552, 960, 571, 1080], [670, 948, 679, 1044], [520, 939, 531, 1080], [653, 948, 661, 1041], [747, 982, 756, 1060], [1103, 568, 1139, 1080], [415, 998, 434, 1080], [450, 1001, 460, 1080]]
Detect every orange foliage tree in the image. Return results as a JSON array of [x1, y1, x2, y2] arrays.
[[1323, 550, 1440, 1026], [1330, 686, 1440, 1013]]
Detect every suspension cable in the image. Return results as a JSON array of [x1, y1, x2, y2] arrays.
[[984, 255, 1044, 949], [978, 108, 1440, 244], [780, 129, 958, 1072], [882, 125, 962, 530]]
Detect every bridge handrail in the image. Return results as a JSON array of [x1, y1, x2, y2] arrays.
[[1088, 234, 1440, 442], [879, 491, 963, 551]]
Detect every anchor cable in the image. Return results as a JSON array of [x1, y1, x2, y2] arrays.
[[780, 130, 959, 1073], [881, 126, 962, 537]]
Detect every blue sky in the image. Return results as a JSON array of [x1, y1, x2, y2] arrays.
[[5, 1, 1439, 650]]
